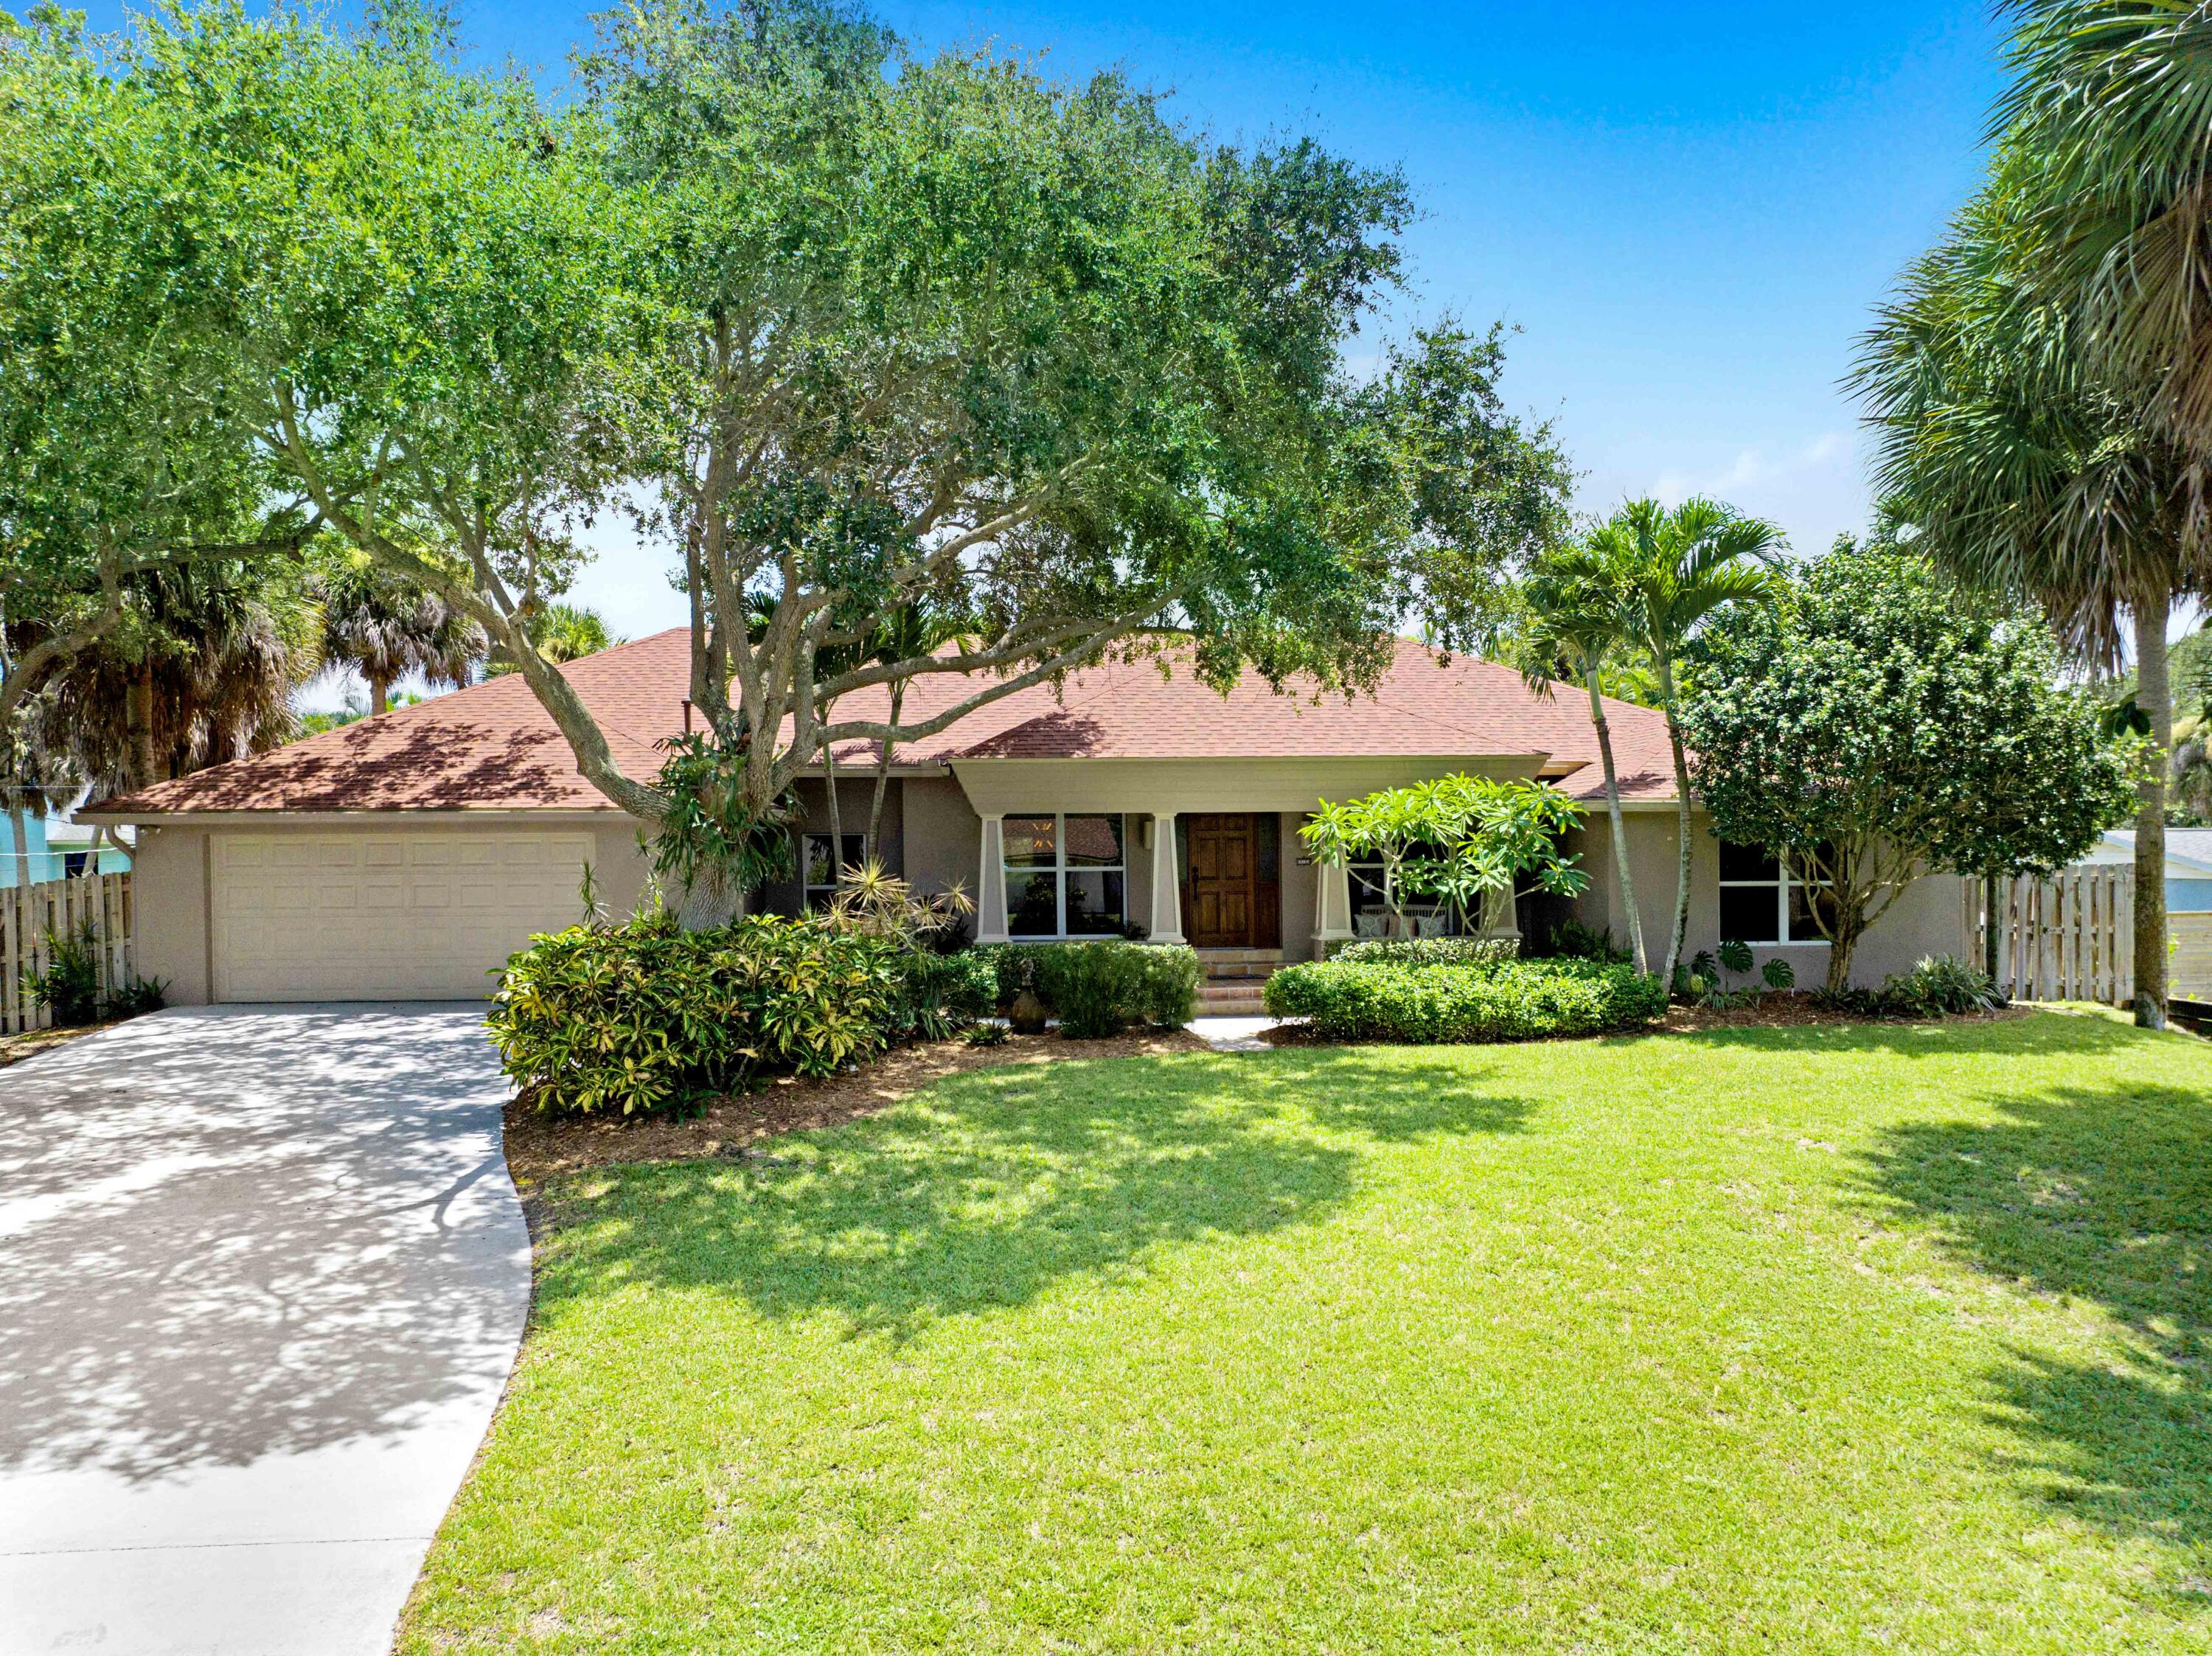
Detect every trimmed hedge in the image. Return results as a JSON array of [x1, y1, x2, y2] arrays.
[[1332, 936, 1517, 969], [975, 940, 1201, 1037], [1263, 957, 1668, 1044], [489, 913, 995, 1117]]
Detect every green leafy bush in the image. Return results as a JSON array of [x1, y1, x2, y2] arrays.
[[1541, 919, 1632, 965], [24, 922, 165, 1026], [886, 950, 998, 1043], [490, 912, 1007, 1116], [1334, 936, 1517, 970], [1263, 958, 1668, 1044], [28, 924, 101, 1026], [1879, 955, 2005, 1017], [975, 941, 1200, 1036], [491, 914, 909, 1116]]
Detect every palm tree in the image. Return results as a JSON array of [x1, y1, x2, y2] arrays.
[[862, 602, 979, 853], [484, 602, 622, 675], [1, 689, 78, 886], [1854, 174, 2211, 1028], [310, 553, 486, 716], [1517, 540, 1651, 974], [1590, 498, 1785, 987], [14, 560, 324, 796], [1998, 0, 2212, 450]]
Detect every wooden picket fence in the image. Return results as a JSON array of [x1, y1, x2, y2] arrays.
[[1962, 865, 2132, 1006], [1, 872, 135, 1035]]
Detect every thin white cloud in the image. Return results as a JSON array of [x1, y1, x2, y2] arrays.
[[1604, 431, 1864, 554]]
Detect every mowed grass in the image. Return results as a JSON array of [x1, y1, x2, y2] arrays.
[[400, 1013, 2212, 1655]]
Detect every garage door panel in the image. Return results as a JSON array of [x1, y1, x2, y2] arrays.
[[212, 832, 594, 1002]]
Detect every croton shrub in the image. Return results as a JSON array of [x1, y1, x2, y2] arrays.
[[488, 911, 995, 1117]]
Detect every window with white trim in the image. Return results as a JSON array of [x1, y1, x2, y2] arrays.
[[803, 832, 866, 911], [1004, 813, 1126, 938], [1717, 840, 1837, 944]]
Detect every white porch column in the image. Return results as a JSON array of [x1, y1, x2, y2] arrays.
[[976, 813, 1009, 944], [1313, 857, 1354, 955], [1481, 882, 1521, 941], [1147, 810, 1184, 944]]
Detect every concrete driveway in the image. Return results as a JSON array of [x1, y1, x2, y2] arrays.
[[0, 1006, 531, 1656]]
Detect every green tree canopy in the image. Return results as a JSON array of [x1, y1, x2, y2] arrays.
[[1681, 540, 2134, 992], [48, 0, 1568, 900], [0, 7, 316, 738]]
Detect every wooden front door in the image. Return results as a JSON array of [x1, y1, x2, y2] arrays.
[[1186, 813, 1259, 947]]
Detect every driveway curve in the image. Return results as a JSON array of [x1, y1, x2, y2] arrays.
[[0, 1005, 530, 1656]]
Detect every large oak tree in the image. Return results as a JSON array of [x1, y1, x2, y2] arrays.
[[39, 1, 1571, 900]]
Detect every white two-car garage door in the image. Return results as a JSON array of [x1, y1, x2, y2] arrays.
[[211, 831, 594, 1002]]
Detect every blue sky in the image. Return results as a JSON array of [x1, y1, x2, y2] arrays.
[[86, 0, 2010, 675]]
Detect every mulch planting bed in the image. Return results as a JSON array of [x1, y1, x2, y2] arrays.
[[0, 1021, 119, 1069], [502, 1026, 1211, 1190]]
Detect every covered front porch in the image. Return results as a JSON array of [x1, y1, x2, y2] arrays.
[[953, 756, 1539, 957]]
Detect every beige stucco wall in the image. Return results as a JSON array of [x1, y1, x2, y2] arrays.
[[128, 766, 1976, 1003], [130, 825, 212, 1006], [134, 815, 649, 1006], [1576, 809, 1972, 989], [765, 776, 909, 913]]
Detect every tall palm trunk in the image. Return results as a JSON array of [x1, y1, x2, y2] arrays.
[[5, 798, 30, 888], [369, 674, 391, 717], [822, 703, 845, 886], [1655, 657, 1694, 988], [1585, 671, 1649, 974], [2134, 585, 2171, 1029], [866, 681, 905, 855], [126, 663, 156, 790]]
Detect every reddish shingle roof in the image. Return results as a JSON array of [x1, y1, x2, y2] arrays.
[[94, 630, 1677, 815]]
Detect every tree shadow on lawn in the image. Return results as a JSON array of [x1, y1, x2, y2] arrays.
[[543, 1051, 1535, 1341], [1860, 1082, 2212, 1553]]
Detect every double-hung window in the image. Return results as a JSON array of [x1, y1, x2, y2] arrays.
[[802, 832, 866, 911], [1004, 813, 1127, 938], [1717, 841, 1837, 944]]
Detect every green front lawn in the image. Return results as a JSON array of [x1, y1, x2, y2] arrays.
[[403, 1014, 2212, 1654]]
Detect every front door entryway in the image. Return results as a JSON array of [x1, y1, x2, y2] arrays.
[[1183, 813, 1281, 949]]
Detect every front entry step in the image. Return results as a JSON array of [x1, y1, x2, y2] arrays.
[[1196, 975, 1273, 1015], [1195, 947, 1284, 981]]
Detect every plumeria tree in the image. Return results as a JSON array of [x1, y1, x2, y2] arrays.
[[1301, 775, 1589, 939]]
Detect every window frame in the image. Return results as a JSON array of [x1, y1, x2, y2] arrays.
[[1004, 812, 1127, 939], [1716, 840, 1835, 946], [802, 831, 867, 911]]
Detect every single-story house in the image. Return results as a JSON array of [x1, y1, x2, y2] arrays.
[[85, 630, 1971, 1003]]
